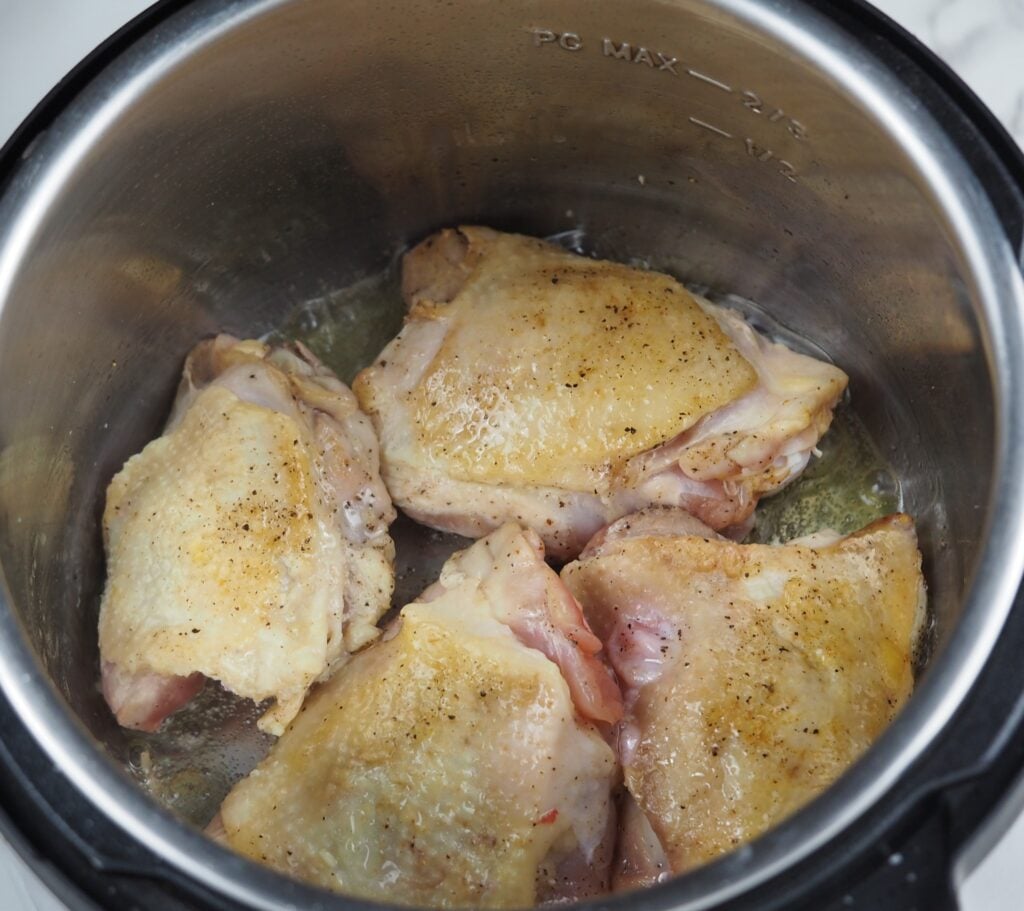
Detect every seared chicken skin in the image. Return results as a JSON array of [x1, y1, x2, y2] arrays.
[[355, 227, 847, 559], [99, 335, 395, 735], [562, 508, 925, 885], [214, 524, 621, 907]]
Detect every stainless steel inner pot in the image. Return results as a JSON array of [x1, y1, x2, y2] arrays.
[[1, 0, 1023, 908]]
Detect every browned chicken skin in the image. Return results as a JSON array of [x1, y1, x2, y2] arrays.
[[214, 524, 621, 908], [99, 336, 396, 735], [355, 227, 848, 559], [562, 508, 926, 885]]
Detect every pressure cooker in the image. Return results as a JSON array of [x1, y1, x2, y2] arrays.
[[0, 0, 1023, 909]]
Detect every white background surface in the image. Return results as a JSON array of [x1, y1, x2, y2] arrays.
[[1, 0, 1023, 909]]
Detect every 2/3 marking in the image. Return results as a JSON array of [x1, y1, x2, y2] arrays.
[[741, 90, 808, 141]]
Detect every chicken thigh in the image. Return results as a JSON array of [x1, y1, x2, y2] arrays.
[[562, 508, 925, 885], [214, 523, 621, 908], [99, 335, 396, 735], [355, 227, 848, 558]]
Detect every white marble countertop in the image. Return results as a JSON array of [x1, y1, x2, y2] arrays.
[[881, 0, 1024, 145], [0, 1, 1022, 910]]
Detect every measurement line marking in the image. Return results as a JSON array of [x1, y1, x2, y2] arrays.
[[689, 117, 733, 138], [686, 69, 733, 93]]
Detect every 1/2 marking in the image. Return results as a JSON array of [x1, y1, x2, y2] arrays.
[[745, 138, 798, 182], [685, 120, 799, 182], [689, 117, 733, 139]]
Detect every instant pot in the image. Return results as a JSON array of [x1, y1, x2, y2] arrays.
[[1, 0, 1023, 909]]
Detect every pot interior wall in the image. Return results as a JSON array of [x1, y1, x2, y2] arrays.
[[0, 0, 993, 820]]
